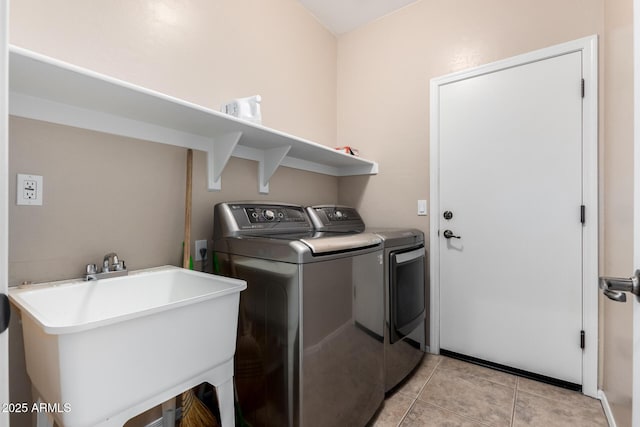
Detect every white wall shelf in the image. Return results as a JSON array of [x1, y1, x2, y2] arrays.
[[8, 46, 378, 193]]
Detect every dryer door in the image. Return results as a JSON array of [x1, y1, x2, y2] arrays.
[[390, 246, 426, 343]]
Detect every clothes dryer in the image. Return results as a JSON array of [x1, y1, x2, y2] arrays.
[[306, 205, 426, 392]]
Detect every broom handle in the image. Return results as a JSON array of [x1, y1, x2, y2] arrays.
[[180, 148, 217, 425], [183, 149, 193, 269]]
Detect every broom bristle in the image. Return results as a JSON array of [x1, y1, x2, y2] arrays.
[[180, 388, 219, 427]]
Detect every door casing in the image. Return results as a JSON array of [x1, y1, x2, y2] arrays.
[[429, 35, 599, 397], [632, 1, 640, 424], [1, 1, 9, 425]]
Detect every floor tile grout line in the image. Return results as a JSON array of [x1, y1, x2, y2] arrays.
[[395, 397, 417, 427], [417, 356, 517, 427], [413, 355, 442, 397], [415, 399, 498, 427], [396, 355, 442, 400], [412, 360, 477, 426], [516, 388, 603, 413], [510, 377, 519, 427], [397, 356, 605, 427], [440, 356, 518, 390], [515, 378, 607, 425], [396, 355, 443, 426], [514, 374, 593, 408]]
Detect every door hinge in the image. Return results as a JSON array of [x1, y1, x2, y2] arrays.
[[581, 79, 585, 98], [580, 330, 585, 349], [0, 294, 9, 334], [580, 205, 586, 224]]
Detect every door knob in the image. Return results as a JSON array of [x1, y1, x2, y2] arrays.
[[599, 270, 640, 302], [443, 230, 461, 239], [603, 289, 627, 303]]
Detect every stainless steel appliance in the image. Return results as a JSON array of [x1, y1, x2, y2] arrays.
[[212, 202, 384, 427], [306, 206, 426, 392], [373, 229, 426, 391]]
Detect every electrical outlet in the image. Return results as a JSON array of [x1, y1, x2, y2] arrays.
[[24, 180, 37, 199], [195, 240, 208, 261], [17, 174, 43, 206]]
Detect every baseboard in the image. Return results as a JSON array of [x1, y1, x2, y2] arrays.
[[598, 389, 617, 427]]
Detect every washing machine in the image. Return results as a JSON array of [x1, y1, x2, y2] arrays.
[[306, 205, 426, 392], [212, 202, 384, 427]]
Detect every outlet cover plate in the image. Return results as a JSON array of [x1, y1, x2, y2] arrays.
[[195, 240, 208, 261], [17, 174, 43, 206]]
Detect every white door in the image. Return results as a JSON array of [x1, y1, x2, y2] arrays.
[[431, 37, 599, 393], [0, 1, 9, 425]]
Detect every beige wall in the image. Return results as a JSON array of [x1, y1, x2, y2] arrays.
[[7, 0, 637, 426], [8, 1, 338, 425], [10, 0, 337, 147], [8, 0, 340, 282], [8, 0, 340, 285], [8, 118, 338, 285], [336, 0, 605, 351], [336, 1, 633, 426], [8, 117, 338, 426], [337, 0, 604, 233], [603, 0, 634, 424]]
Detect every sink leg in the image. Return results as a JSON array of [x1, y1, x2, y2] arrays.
[[162, 398, 176, 427], [214, 378, 235, 427], [35, 399, 54, 427]]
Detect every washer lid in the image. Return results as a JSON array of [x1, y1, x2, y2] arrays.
[[369, 228, 424, 245], [299, 232, 382, 254]]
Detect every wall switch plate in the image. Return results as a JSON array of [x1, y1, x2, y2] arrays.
[[195, 240, 208, 261], [417, 199, 427, 216], [17, 174, 43, 206]]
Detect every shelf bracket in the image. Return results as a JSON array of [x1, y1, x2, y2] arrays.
[[207, 131, 242, 191], [258, 145, 291, 194]]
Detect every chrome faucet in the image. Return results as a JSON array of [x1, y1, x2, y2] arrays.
[[85, 252, 128, 281], [102, 252, 124, 272]]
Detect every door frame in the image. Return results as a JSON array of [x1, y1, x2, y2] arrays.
[[429, 35, 599, 397], [632, 0, 640, 424], [1, 0, 9, 425]]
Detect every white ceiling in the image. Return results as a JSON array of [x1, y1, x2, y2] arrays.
[[298, 0, 419, 35]]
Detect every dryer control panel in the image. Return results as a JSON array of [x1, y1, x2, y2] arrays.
[[306, 205, 365, 232]]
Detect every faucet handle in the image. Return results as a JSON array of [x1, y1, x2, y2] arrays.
[[86, 264, 97, 274]]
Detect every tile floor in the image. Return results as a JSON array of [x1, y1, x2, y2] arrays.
[[369, 354, 608, 427]]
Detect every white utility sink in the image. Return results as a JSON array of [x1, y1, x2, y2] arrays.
[[9, 266, 246, 427]]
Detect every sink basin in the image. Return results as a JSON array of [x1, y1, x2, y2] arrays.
[[9, 266, 246, 427]]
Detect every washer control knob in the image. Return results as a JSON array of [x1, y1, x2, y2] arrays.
[[334, 210, 343, 220], [263, 209, 276, 221]]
